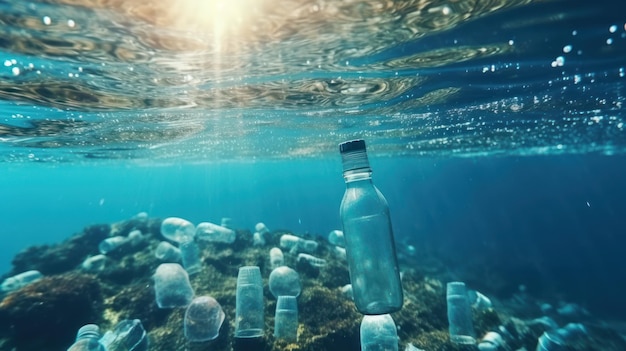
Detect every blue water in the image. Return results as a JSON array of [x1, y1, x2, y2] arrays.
[[3, 154, 626, 319]]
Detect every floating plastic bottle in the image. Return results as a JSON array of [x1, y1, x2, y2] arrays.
[[269, 247, 284, 269], [99, 319, 148, 351], [447, 282, 476, 345], [82, 255, 107, 272], [98, 236, 128, 254], [360, 314, 398, 351], [180, 239, 201, 275], [235, 266, 264, 338], [0, 270, 43, 293], [269, 266, 301, 298], [67, 324, 105, 351], [160, 217, 195, 243], [328, 230, 345, 247], [196, 222, 236, 244], [274, 295, 298, 342], [184, 296, 225, 342], [339, 139, 403, 315], [153, 263, 194, 308], [154, 241, 182, 262]]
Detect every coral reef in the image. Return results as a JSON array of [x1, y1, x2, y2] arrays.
[[0, 216, 625, 351]]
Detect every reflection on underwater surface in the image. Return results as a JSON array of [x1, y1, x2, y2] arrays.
[[0, 0, 624, 162]]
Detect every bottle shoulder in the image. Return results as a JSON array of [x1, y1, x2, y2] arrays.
[[341, 183, 389, 215]]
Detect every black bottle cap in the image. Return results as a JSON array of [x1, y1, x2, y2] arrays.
[[339, 139, 366, 154]]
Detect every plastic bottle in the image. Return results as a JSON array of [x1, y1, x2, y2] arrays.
[[467, 289, 493, 311], [255, 222, 270, 235], [269, 266, 301, 298], [274, 295, 298, 342], [220, 217, 233, 229], [360, 314, 398, 351], [339, 139, 403, 315], [99, 319, 148, 351], [235, 266, 264, 338], [447, 282, 476, 344], [196, 222, 236, 244], [279, 234, 318, 254], [154, 241, 182, 262], [269, 247, 284, 269], [67, 324, 105, 351], [180, 239, 201, 275], [153, 263, 194, 308], [478, 331, 505, 351], [536, 323, 587, 351], [184, 296, 225, 342], [296, 253, 326, 268], [98, 236, 127, 254], [0, 270, 43, 293], [127, 230, 144, 246], [160, 217, 195, 243], [82, 255, 107, 272], [253, 223, 269, 247], [328, 230, 345, 247]]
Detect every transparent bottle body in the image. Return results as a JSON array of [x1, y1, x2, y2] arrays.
[[446, 282, 476, 345], [67, 339, 105, 351], [340, 173, 403, 314]]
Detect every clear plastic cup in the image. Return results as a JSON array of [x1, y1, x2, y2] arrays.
[[235, 266, 264, 338]]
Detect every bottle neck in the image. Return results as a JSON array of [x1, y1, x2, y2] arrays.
[[343, 169, 373, 183], [76, 325, 101, 340], [340, 146, 371, 183]]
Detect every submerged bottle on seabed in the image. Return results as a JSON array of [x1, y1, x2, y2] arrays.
[[67, 324, 106, 351], [447, 282, 476, 345], [339, 139, 403, 315]]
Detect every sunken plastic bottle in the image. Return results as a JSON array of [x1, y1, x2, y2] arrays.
[[67, 324, 105, 351], [339, 139, 403, 315]]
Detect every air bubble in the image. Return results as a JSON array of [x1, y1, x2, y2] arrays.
[[42, 16, 51, 25], [609, 25, 618, 33], [563, 45, 572, 53], [551, 56, 565, 67]]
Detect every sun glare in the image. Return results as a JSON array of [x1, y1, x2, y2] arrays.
[[172, 0, 265, 51]]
